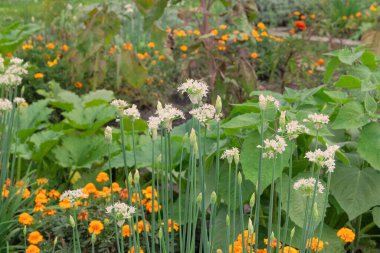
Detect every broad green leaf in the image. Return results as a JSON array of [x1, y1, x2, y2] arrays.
[[364, 93, 377, 114], [373, 207, 380, 228], [241, 131, 291, 194], [330, 165, 380, 220], [358, 122, 380, 170], [326, 48, 364, 65], [120, 51, 148, 88], [361, 50, 376, 70], [278, 174, 327, 228], [334, 75, 361, 89], [49, 90, 81, 111], [324, 57, 340, 82], [143, 0, 169, 30], [323, 90, 350, 104], [221, 113, 259, 129], [29, 130, 64, 161], [63, 104, 116, 130], [82, 89, 114, 107], [331, 102, 369, 129], [52, 135, 109, 169]]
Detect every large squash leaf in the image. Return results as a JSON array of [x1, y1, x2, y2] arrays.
[[358, 122, 380, 171]]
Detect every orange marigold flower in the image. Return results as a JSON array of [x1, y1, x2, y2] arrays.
[[180, 45, 188, 52], [22, 43, 33, 50], [46, 43, 55, 49], [36, 35, 43, 41], [34, 73, 44, 79], [295, 21, 307, 31], [210, 29, 219, 36], [308, 69, 314, 75], [193, 30, 201, 36], [78, 210, 89, 221], [48, 189, 61, 200], [22, 189, 31, 199], [16, 181, 24, 187], [264, 238, 282, 248], [293, 11, 301, 16], [34, 193, 48, 204], [148, 42, 156, 48], [342, 16, 347, 20], [370, 5, 377, 12], [61, 44, 69, 52], [219, 24, 228, 30], [128, 246, 144, 253], [112, 182, 121, 192], [59, 197, 71, 209], [257, 22, 266, 30], [74, 81, 83, 89], [2, 186, 9, 198], [306, 237, 324, 251], [142, 186, 158, 199], [136, 220, 150, 233], [83, 183, 97, 195], [122, 224, 132, 237], [144, 199, 161, 213], [356, 12, 362, 18], [28, 231, 43, 245], [96, 172, 109, 183], [26, 245, 40, 253], [158, 55, 166, 61], [221, 34, 229, 41], [123, 42, 133, 51], [33, 202, 46, 212], [251, 52, 259, 59], [163, 219, 179, 232], [88, 220, 104, 235], [317, 58, 325, 65], [337, 227, 355, 243], [309, 14, 316, 19], [301, 15, 306, 19], [175, 30, 187, 37], [19, 212, 33, 225], [120, 188, 129, 199], [43, 209, 57, 216]]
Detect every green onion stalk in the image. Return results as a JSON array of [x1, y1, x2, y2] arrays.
[[283, 141, 293, 245], [266, 156, 277, 253], [238, 172, 245, 253], [253, 110, 265, 253]]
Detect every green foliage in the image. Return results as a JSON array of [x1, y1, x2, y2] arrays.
[[0, 22, 40, 54], [357, 122, 380, 171]]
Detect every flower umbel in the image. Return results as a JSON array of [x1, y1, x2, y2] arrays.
[[221, 147, 240, 165], [305, 144, 339, 173], [303, 113, 329, 129], [258, 135, 287, 159], [178, 79, 208, 104], [258, 94, 280, 111], [106, 201, 136, 227], [293, 177, 325, 196]]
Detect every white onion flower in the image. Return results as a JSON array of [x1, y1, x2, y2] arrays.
[[60, 189, 88, 203], [258, 94, 280, 111], [258, 135, 287, 159], [305, 144, 339, 173], [104, 126, 112, 143], [124, 104, 140, 120], [13, 97, 25, 104], [189, 104, 218, 125], [286, 120, 310, 140], [303, 113, 329, 129], [0, 57, 28, 86], [106, 201, 136, 227], [155, 104, 185, 131], [178, 79, 208, 104], [221, 147, 240, 165], [148, 116, 161, 140], [294, 177, 325, 196], [0, 98, 12, 112], [111, 99, 128, 111]]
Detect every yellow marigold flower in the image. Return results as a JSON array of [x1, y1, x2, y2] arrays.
[[175, 30, 187, 37], [165, 27, 171, 33], [128, 246, 144, 253], [309, 14, 316, 19], [181, 53, 187, 58], [2, 186, 9, 198], [148, 42, 155, 48], [158, 55, 166, 60], [123, 224, 132, 237], [306, 237, 324, 251], [83, 183, 97, 195], [47, 58, 58, 67], [261, 31, 268, 37], [211, 29, 219, 36], [151, 60, 156, 65], [26, 245, 40, 253], [142, 186, 158, 199], [43, 209, 57, 216], [251, 52, 259, 59], [219, 24, 228, 30], [240, 32, 249, 41], [356, 12, 362, 18], [257, 22, 266, 30], [218, 45, 226, 51], [88, 220, 104, 235], [46, 43, 55, 49], [96, 172, 109, 183], [22, 43, 33, 50], [28, 231, 43, 245], [34, 73, 44, 79], [280, 246, 299, 253], [16, 181, 24, 187], [37, 178, 48, 186], [61, 44, 69, 52], [59, 197, 71, 209], [19, 212, 33, 226], [293, 11, 301, 16], [370, 4, 377, 12], [337, 227, 355, 243], [193, 30, 201, 36], [48, 189, 60, 200], [221, 34, 229, 41], [342, 15, 347, 20], [180, 45, 188, 52]]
